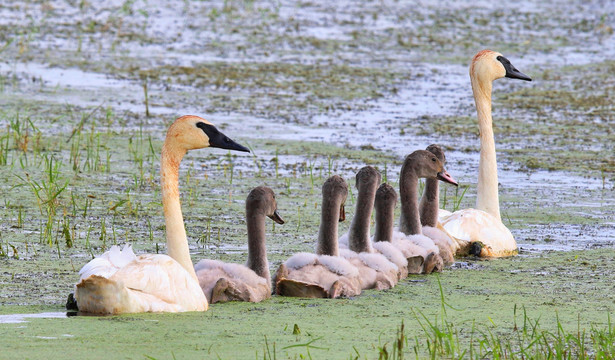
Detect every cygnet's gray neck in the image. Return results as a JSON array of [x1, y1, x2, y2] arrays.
[[245, 208, 270, 283], [399, 167, 422, 235], [348, 182, 377, 253], [316, 198, 340, 256], [419, 178, 439, 227], [374, 200, 394, 242]]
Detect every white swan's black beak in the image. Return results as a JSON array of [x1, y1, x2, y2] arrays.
[[268, 210, 285, 225], [437, 170, 458, 186], [197, 122, 250, 152], [497, 55, 532, 81]]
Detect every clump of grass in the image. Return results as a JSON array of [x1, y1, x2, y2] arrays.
[[591, 314, 615, 359], [0, 110, 43, 166], [441, 183, 469, 212], [62, 215, 73, 248], [0, 236, 19, 259], [282, 337, 327, 359], [15, 154, 69, 246], [372, 277, 615, 359], [376, 321, 406, 360], [142, 77, 150, 118], [261, 336, 277, 360]]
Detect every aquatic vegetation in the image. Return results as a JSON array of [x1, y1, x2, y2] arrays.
[[375, 307, 615, 359]]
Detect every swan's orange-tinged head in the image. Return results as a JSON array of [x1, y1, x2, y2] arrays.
[[470, 50, 532, 83], [166, 115, 250, 152]]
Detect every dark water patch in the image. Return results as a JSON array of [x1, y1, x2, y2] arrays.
[[449, 261, 484, 270]]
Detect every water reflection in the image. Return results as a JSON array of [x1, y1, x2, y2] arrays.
[[0, 312, 75, 324]]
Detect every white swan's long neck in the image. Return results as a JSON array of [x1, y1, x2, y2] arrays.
[[472, 76, 501, 220], [316, 198, 340, 256], [245, 209, 270, 283], [348, 182, 376, 253], [161, 143, 198, 281], [399, 168, 421, 235]]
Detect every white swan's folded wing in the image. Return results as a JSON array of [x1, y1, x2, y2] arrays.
[[441, 208, 517, 257], [78, 245, 137, 281], [114, 254, 207, 308]]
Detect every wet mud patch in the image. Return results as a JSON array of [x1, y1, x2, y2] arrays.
[[121, 61, 411, 122], [2, 1, 611, 65], [497, 60, 615, 176]]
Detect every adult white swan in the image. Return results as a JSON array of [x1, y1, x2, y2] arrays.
[[440, 50, 531, 257], [74, 115, 250, 314]]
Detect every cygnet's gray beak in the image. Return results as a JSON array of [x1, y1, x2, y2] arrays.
[[268, 210, 285, 225]]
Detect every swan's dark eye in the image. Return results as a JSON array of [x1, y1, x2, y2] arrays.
[[197, 121, 219, 136], [432, 157, 436, 162], [496, 55, 509, 65]]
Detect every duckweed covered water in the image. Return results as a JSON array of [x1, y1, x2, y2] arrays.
[[2, 249, 615, 358]]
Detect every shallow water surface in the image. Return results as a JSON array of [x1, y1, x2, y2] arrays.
[[0, 312, 70, 324]]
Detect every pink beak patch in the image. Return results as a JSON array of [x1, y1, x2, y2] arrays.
[[437, 171, 458, 186]]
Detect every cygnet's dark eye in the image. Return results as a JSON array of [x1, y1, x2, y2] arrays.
[[432, 157, 437, 162]]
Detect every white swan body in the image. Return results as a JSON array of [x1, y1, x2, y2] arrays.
[[75, 115, 250, 314], [438, 209, 452, 219], [77, 244, 137, 280], [76, 246, 207, 314]]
